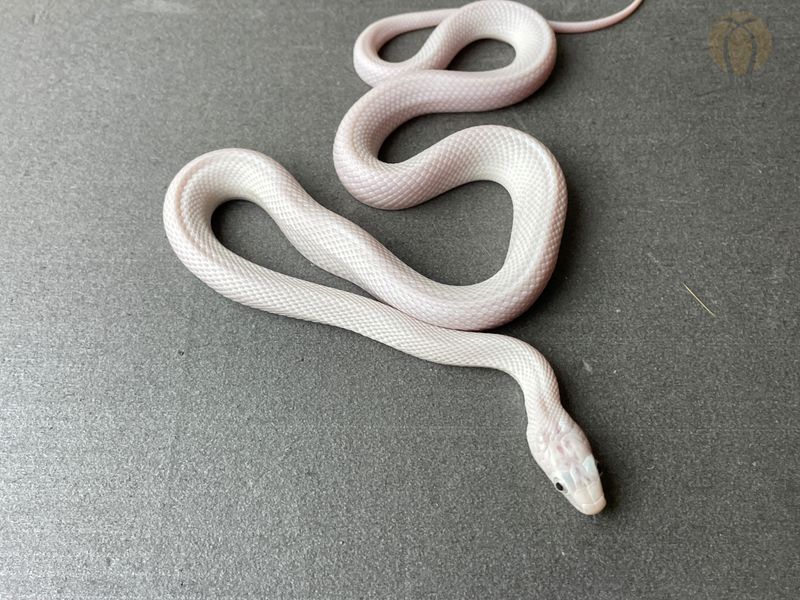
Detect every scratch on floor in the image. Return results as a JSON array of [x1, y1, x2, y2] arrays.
[[682, 282, 716, 317]]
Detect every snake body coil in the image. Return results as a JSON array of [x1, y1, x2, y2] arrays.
[[164, 0, 643, 515]]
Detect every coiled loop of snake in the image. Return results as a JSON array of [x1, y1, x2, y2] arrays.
[[334, 1, 564, 330]]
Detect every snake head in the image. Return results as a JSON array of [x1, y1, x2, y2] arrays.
[[529, 420, 606, 515]]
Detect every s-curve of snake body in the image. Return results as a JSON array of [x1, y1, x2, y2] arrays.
[[163, 0, 643, 515]]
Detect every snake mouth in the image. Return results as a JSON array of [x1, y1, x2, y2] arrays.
[[576, 495, 606, 515]]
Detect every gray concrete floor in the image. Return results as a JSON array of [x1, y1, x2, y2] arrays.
[[1, 1, 797, 598]]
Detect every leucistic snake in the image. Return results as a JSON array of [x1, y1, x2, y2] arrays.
[[163, 0, 643, 515]]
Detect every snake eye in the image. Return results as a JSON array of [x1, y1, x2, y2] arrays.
[[554, 482, 565, 492]]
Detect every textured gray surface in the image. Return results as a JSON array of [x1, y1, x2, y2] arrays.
[[1, 0, 798, 598]]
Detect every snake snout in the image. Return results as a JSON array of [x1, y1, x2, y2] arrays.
[[571, 482, 606, 515], [553, 454, 606, 515], [573, 455, 606, 515]]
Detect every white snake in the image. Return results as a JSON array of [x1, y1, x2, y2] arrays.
[[163, 0, 643, 515]]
